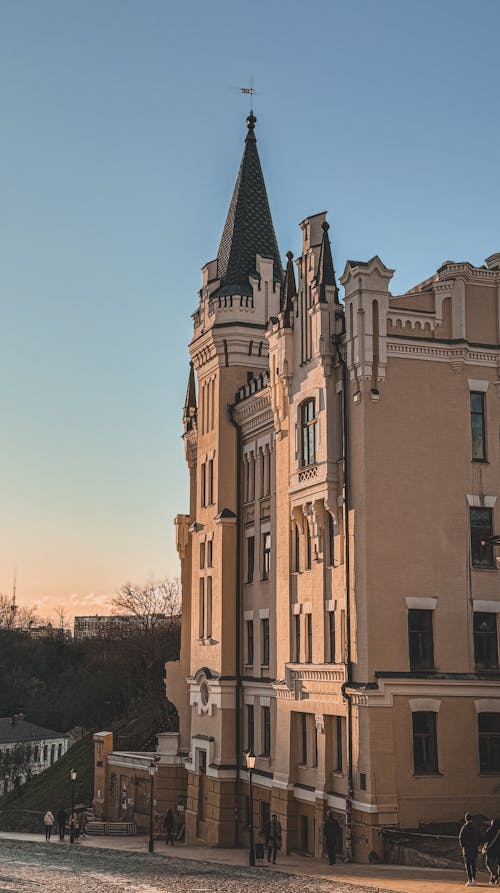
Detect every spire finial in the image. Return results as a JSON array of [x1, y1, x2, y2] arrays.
[[281, 250, 297, 327], [315, 217, 339, 304]]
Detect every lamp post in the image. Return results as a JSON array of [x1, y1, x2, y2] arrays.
[[69, 769, 77, 844], [244, 750, 256, 866], [148, 761, 158, 854]]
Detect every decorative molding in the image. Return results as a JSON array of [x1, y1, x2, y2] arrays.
[[467, 494, 497, 507], [468, 379, 489, 392], [474, 699, 500, 713], [387, 340, 499, 368], [409, 697, 441, 713], [405, 597, 438, 610], [473, 600, 500, 614]]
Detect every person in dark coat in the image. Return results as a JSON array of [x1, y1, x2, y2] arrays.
[[459, 812, 481, 886], [266, 814, 282, 864], [163, 809, 176, 846], [482, 817, 500, 885], [324, 810, 340, 865], [56, 806, 67, 841]]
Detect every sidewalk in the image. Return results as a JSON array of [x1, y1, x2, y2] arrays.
[[0, 830, 486, 893]]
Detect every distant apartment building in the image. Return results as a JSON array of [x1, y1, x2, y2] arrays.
[[0, 715, 68, 793], [165, 112, 500, 861], [74, 613, 172, 640]]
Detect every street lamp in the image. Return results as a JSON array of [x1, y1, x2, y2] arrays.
[[244, 750, 256, 866], [148, 761, 158, 854], [69, 769, 77, 844]]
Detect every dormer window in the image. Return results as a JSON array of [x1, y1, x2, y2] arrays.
[[300, 399, 317, 467]]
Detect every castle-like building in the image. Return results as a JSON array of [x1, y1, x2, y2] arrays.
[[166, 112, 500, 860]]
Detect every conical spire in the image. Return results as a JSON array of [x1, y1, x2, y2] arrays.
[[183, 362, 197, 418], [281, 251, 297, 328], [215, 113, 283, 297], [315, 220, 339, 304]]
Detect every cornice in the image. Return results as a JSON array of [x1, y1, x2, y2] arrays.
[[387, 339, 499, 368]]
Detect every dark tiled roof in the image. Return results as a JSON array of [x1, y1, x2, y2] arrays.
[[184, 362, 196, 413], [315, 221, 339, 304], [0, 717, 64, 744], [281, 251, 297, 327], [215, 113, 283, 297]]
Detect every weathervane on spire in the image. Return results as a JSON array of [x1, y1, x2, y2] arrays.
[[240, 78, 256, 113]]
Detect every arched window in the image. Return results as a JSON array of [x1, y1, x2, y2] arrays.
[[300, 399, 316, 467]]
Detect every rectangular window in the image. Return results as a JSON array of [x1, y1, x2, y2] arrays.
[[199, 578, 205, 639], [470, 391, 486, 461], [201, 462, 206, 507], [300, 815, 309, 853], [306, 522, 312, 570], [199, 542, 205, 569], [294, 614, 301, 663], [206, 577, 212, 639], [478, 712, 500, 774], [43, 745, 48, 762], [473, 612, 498, 669], [470, 507, 495, 569], [336, 716, 343, 772], [300, 713, 307, 765], [260, 801, 270, 832], [306, 614, 312, 663], [408, 609, 434, 670], [247, 705, 254, 752], [328, 611, 335, 663], [262, 532, 271, 581], [207, 539, 213, 567], [294, 524, 300, 572], [262, 706, 271, 756], [208, 458, 214, 504], [246, 620, 254, 666], [328, 513, 335, 566], [412, 711, 439, 774], [301, 399, 316, 467], [247, 536, 255, 583], [261, 618, 270, 667]]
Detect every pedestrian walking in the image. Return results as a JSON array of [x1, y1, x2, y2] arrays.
[[78, 811, 87, 839], [163, 809, 176, 846], [43, 810, 54, 842], [482, 818, 500, 885], [266, 813, 282, 864], [323, 809, 340, 865], [459, 812, 481, 887], [56, 806, 67, 841]]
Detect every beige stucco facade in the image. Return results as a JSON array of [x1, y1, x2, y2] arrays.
[[166, 115, 500, 861]]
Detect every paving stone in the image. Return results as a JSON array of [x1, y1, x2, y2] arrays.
[[0, 840, 392, 893]]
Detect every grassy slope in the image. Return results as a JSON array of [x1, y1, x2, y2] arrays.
[[0, 734, 93, 828], [0, 699, 163, 831]]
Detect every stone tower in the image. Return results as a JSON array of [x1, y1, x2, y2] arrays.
[[168, 112, 283, 846]]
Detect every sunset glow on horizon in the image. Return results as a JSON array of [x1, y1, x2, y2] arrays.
[[2, 1, 499, 622]]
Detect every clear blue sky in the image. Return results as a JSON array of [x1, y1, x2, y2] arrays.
[[1, 0, 499, 617]]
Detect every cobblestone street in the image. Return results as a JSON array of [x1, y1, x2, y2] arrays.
[[0, 840, 395, 893]]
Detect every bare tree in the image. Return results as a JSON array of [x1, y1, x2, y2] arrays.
[[113, 578, 181, 633], [112, 578, 181, 695], [0, 594, 39, 632]]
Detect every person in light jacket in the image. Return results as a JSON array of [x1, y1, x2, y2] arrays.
[[43, 810, 54, 842]]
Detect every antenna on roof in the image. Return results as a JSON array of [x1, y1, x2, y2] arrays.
[[11, 566, 17, 617]]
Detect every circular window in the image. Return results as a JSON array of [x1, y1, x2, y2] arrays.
[[200, 682, 209, 706]]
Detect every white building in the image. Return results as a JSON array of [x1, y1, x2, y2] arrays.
[[0, 715, 68, 793]]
